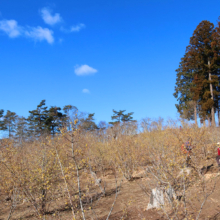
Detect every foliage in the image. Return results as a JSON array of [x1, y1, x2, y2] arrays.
[[1, 118, 219, 219], [174, 20, 220, 126], [0, 109, 6, 131], [79, 113, 98, 131], [3, 110, 17, 138], [109, 109, 135, 125]]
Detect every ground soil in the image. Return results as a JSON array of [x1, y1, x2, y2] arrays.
[[1, 165, 220, 220]]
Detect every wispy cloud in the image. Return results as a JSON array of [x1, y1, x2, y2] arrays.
[[0, 8, 85, 44], [0, 18, 54, 44], [0, 19, 22, 38], [40, 8, 62, 26], [74, 65, 97, 76], [25, 26, 54, 44], [70, 23, 85, 32], [82, 89, 90, 94], [60, 23, 85, 33]]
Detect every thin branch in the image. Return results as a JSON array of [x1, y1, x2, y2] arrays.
[[106, 176, 122, 220], [71, 133, 86, 220], [55, 147, 76, 219], [7, 186, 17, 220]]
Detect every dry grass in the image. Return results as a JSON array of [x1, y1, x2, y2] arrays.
[[1, 121, 220, 219]]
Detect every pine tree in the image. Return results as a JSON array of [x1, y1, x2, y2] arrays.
[[174, 20, 220, 126], [188, 20, 219, 126], [109, 110, 125, 125], [45, 106, 66, 136], [121, 112, 135, 122], [0, 109, 6, 132], [3, 110, 17, 138], [15, 116, 29, 142], [211, 17, 220, 125], [79, 113, 98, 131], [190, 74, 205, 124], [27, 100, 49, 136], [174, 53, 197, 122], [109, 110, 135, 125]]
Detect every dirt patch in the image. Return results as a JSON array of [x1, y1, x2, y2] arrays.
[[1, 166, 220, 220]]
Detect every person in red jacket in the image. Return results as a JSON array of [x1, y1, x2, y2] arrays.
[[216, 142, 220, 167], [181, 139, 192, 156]]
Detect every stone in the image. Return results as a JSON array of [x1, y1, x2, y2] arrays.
[[146, 186, 176, 210], [147, 188, 164, 210]]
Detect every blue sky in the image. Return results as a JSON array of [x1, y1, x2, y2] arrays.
[[1, 0, 220, 124]]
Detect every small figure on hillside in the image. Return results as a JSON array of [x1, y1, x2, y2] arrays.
[[185, 141, 192, 153], [181, 138, 193, 155], [216, 142, 220, 167], [181, 138, 193, 167]]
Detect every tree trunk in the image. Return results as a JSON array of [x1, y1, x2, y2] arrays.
[[208, 61, 216, 127], [208, 118, 211, 127], [194, 102, 197, 126]]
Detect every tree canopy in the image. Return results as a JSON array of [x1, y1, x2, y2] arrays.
[[109, 110, 136, 125], [174, 20, 220, 126]]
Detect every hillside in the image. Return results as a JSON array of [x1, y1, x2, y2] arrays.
[[1, 124, 220, 219]]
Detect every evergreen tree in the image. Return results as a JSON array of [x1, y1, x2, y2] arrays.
[[27, 100, 49, 136], [188, 20, 220, 126], [109, 110, 126, 125], [0, 109, 6, 132], [15, 116, 29, 142], [4, 110, 17, 138], [45, 106, 66, 136], [122, 112, 135, 122], [174, 20, 220, 126], [174, 53, 196, 121], [79, 113, 98, 131], [211, 17, 220, 125], [109, 110, 135, 125], [190, 74, 205, 123]]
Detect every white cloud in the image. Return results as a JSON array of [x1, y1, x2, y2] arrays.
[[0, 18, 54, 44], [82, 89, 90, 94], [40, 8, 62, 25], [60, 23, 85, 33], [25, 26, 54, 44], [0, 19, 22, 38], [70, 23, 85, 32], [74, 65, 97, 76]]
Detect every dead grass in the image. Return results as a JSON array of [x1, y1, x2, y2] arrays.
[[1, 123, 220, 219]]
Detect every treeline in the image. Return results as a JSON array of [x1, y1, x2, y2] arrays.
[[174, 18, 220, 127], [0, 100, 136, 140]]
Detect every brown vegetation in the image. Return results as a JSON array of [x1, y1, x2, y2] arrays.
[[1, 121, 220, 219]]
